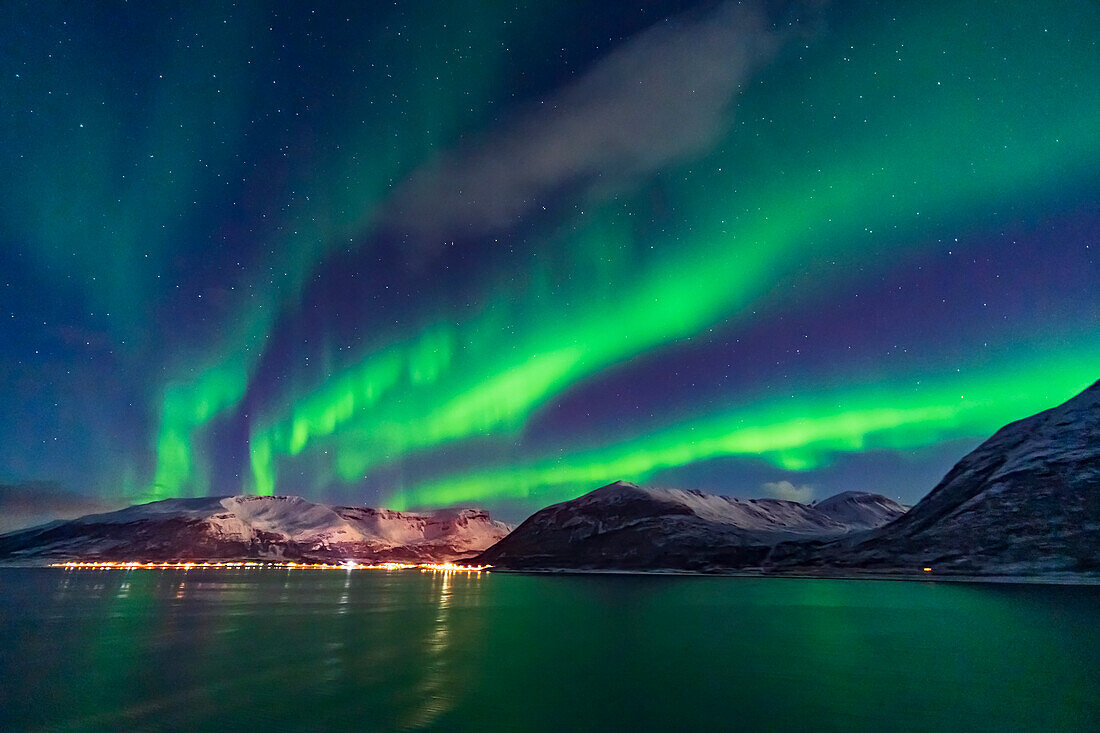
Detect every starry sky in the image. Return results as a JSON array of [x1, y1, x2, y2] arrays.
[[1, 0, 1097, 522]]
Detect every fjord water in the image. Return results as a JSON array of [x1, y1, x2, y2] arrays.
[[0, 569, 1096, 732]]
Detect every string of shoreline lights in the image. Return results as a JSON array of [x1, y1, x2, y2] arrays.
[[53, 561, 490, 572]]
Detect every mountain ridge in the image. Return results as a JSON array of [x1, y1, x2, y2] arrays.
[[0, 494, 511, 564], [766, 379, 1100, 574], [476, 483, 906, 570]]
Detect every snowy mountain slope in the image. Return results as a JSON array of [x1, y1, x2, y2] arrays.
[[0, 495, 511, 563], [813, 491, 910, 529], [476, 481, 905, 570], [768, 379, 1100, 574]]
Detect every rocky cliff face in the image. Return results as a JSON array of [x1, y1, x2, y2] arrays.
[[768, 379, 1100, 574], [477, 481, 905, 570], [0, 495, 511, 563]]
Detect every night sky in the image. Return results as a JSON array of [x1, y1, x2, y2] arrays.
[[1, 0, 1097, 522]]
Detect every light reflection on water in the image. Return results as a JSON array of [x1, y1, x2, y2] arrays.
[[401, 569, 456, 731], [0, 568, 1097, 732], [338, 569, 351, 613]]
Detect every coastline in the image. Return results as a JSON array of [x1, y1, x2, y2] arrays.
[[5, 560, 1096, 586], [485, 566, 1100, 586]]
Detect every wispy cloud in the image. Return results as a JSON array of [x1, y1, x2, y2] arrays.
[[385, 1, 784, 242]]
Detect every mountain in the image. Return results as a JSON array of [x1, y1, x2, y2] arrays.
[[476, 481, 906, 570], [813, 491, 910, 529], [768, 379, 1100, 575], [0, 495, 511, 564]]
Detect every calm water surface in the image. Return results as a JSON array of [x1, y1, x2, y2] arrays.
[[0, 568, 1096, 731]]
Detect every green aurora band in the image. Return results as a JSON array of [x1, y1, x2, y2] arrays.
[[245, 1, 1099, 504], [17, 2, 1089, 505], [142, 2, 541, 499], [388, 348, 1100, 508]]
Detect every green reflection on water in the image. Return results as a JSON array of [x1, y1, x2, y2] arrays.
[[0, 569, 1096, 732]]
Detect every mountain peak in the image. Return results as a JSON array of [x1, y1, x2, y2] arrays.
[[0, 494, 511, 564], [814, 491, 908, 529], [816, 490, 873, 505], [477, 482, 905, 570], [585, 480, 643, 496]]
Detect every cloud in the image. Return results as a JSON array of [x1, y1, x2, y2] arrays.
[[761, 480, 814, 503], [384, 1, 785, 243], [0, 482, 128, 534]]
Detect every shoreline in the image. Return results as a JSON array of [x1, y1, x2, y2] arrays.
[[1, 560, 1097, 586], [485, 566, 1100, 585]]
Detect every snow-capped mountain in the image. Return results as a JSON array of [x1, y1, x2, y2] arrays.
[[0, 495, 511, 563], [769, 379, 1100, 575], [813, 491, 910, 529], [476, 481, 906, 570]]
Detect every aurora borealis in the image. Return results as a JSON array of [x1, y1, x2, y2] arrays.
[[1, 1, 1097, 521]]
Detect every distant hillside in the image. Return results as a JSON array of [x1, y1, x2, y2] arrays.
[[0, 495, 510, 564], [477, 482, 905, 570], [768, 379, 1100, 575]]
